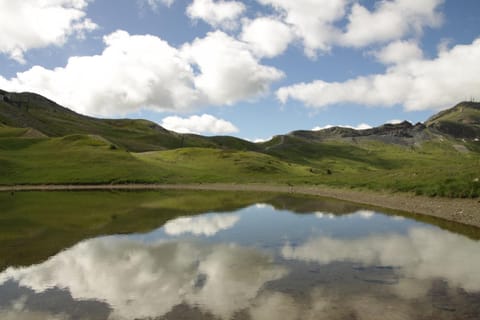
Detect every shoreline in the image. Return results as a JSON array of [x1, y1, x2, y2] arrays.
[[1, 183, 479, 228]]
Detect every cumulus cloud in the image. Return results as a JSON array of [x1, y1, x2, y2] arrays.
[[0, 30, 283, 116], [241, 17, 294, 58], [257, 0, 348, 57], [0, 0, 97, 63], [277, 38, 480, 111], [186, 0, 246, 29], [164, 214, 240, 236], [161, 114, 238, 134], [0, 238, 285, 320], [282, 227, 480, 292], [373, 40, 424, 65], [0, 30, 199, 116], [253, 0, 444, 57], [312, 123, 372, 131], [182, 31, 284, 106], [341, 0, 444, 47]]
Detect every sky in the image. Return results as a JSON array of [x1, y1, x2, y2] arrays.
[[0, 0, 479, 141]]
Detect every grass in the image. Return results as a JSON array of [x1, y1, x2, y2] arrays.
[[1, 92, 479, 197], [303, 140, 480, 198], [0, 131, 479, 197], [133, 147, 314, 184]]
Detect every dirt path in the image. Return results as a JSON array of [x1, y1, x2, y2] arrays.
[[1, 183, 479, 228]]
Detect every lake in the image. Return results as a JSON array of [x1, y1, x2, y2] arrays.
[[0, 190, 479, 319]]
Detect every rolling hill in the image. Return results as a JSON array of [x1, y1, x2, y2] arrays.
[[1, 89, 479, 197], [0, 89, 257, 152]]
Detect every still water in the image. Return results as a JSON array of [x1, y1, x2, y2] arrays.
[[0, 191, 479, 319]]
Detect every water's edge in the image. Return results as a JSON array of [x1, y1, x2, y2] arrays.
[[1, 183, 479, 228]]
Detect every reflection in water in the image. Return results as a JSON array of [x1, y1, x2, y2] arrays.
[[0, 308, 69, 320], [0, 197, 480, 319], [0, 238, 285, 319], [316, 209, 376, 220], [164, 214, 240, 236], [282, 227, 480, 292]]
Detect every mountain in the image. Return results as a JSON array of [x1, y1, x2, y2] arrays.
[[1, 89, 480, 152], [264, 103, 480, 150], [0, 89, 257, 152], [425, 101, 480, 139], [1, 89, 479, 197]]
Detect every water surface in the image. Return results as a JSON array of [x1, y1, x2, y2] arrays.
[[0, 190, 479, 319]]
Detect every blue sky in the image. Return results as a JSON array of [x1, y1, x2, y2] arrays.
[[0, 0, 479, 141]]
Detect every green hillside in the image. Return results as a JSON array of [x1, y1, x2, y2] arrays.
[[0, 90, 258, 152], [1, 89, 479, 197]]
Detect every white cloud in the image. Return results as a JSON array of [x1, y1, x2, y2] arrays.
[[373, 40, 424, 65], [0, 0, 97, 63], [164, 214, 240, 236], [161, 114, 238, 134], [241, 17, 294, 58], [387, 119, 406, 125], [341, 0, 444, 47], [186, 0, 246, 29], [282, 227, 480, 292], [257, 0, 349, 57], [254, 0, 444, 57], [252, 137, 272, 143], [277, 38, 480, 111], [139, 0, 175, 9], [0, 30, 200, 116], [182, 31, 284, 106], [0, 30, 283, 117], [312, 123, 372, 131], [0, 238, 286, 320]]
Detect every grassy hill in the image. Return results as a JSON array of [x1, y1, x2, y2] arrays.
[[1, 89, 479, 197], [0, 89, 258, 152]]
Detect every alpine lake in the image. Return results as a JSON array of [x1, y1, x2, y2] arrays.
[[0, 190, 479, 320]]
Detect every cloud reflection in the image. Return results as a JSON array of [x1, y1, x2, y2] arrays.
[[315, 209, 377, 220], [0, 296, 69, 320], [282, 227, 480, 292], [163, 214, 240, 236], [0, 238, 285, 320]]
